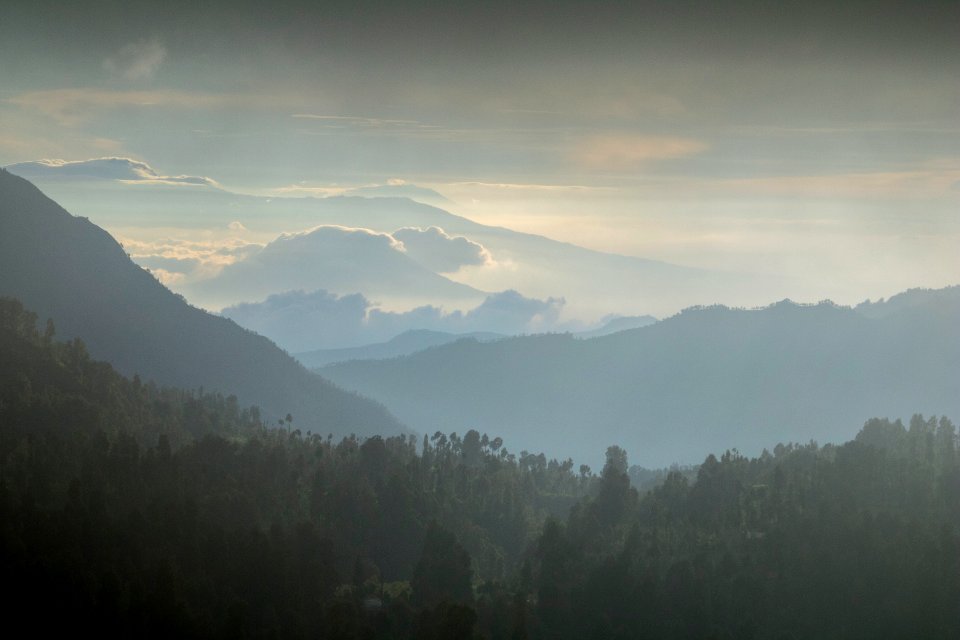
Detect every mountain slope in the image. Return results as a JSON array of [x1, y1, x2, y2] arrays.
[[6, 175, 780, 317], [320, 290, 960, 466], [0, 169, 404, 437], [295, 329, 505, 368]]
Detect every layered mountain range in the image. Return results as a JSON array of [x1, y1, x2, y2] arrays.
[[0, 169, 404, 438]]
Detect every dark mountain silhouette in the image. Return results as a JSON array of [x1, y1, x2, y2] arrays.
[[321, 288, 960, 466], [0, 169, 404, 437], [296, 329, 505, 368]]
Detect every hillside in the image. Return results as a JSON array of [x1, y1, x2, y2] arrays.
[[321, 290, 960, 466], [0, 169, 404, 438], [295, 329, 505, 368]]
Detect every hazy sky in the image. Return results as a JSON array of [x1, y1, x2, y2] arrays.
[[2, 0, 958, 303]]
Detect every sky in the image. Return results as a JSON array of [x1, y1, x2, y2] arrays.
[[1, 0, 958, 313]]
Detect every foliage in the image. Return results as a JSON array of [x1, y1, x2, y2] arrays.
[[2, 296, 958, 638]]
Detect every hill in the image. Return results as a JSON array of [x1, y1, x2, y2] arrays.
[[0, 169, 404, 438], [320, 290, 960, 466], [295, 329, 505, 368]]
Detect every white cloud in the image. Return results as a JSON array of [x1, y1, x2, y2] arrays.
[[120, 236, 264, 283], [5, 157, 220, 187], [221, 288, 567, 352], [270, 179, 448, 203], [393, 226, 492, 272], [181, 224, 485, 311], [103, 38, 167, 80]]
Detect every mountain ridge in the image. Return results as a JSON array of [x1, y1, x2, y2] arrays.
[[320, 289, 960, 467], [0, 169, 405, 438]]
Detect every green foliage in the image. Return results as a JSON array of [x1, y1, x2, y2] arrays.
[[0, 297, 591, 637], [525, 422, 960, 639], [2, 296, 958, 638]]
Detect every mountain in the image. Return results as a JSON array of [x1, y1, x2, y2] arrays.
[[0, 169, 404, 437], [573, 314, 658, 339], [319, 289, 960, 467], [5, 170, 782, 318], [296, 329, 505, 368], [292, 316, 657, 369]]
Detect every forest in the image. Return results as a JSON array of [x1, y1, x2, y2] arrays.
[[2, 296, 958, 639]]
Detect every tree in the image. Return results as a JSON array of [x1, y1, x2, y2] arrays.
[[412, 523, 474, 609]]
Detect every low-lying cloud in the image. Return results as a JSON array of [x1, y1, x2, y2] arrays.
[[120, 235, 264, 286], [6, 157, 219, 187], [179, 224, 492, 310], [222, 288, 566, 352], [394, 226, 491, 272]]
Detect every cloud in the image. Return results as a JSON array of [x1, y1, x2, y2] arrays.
[[182, 225, 485, 310], [445, 181, 602, 192], [221, 288, 567, 352], [270, 179, 448, 203], [6, 89, 284, 126], [345, 182, 449, 202], [714, 167, 960, 199], [393, 226, 492, 272], [103, 38, 167, 80], [120, 236, 264, 283], [291, 114, 424, 127], [5, 157, 220, 187], [574, 135, 708, 168]]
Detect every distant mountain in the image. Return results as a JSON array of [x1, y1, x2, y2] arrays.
[[293, 316, 658, 369], [221, 287, 563, 353], [296, 329, 504, 368], [854, 286, 960, 319], [0, 169, 404, 437], [574, 314, 658, 339], [6, 171, 781, 317], [320, 290, 960, 467]]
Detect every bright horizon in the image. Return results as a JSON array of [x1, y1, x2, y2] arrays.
[[2, 1, 958, 325]]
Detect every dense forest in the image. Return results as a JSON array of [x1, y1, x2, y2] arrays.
[[2, 296, 958, 638]]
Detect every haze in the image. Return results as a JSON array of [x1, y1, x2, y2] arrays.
[[2, 0, 957, 328]]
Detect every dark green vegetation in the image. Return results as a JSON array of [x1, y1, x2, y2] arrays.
[[0, 169, 402, 438], [322, 287, 960, 467], [3, 297, 958, 638], [0, 297, 589, 637]]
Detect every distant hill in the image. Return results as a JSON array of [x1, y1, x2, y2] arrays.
[[320, 290, 960, 467], [0, 169, 404, 438], [293, 317, 657, 369], [296, 329, 504, 368], [574, 314, 658, 339]]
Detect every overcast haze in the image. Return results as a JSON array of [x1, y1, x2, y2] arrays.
[[2, 0, 957, 320]]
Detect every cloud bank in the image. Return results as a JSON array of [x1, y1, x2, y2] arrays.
[[5, 157, 219, 187], [221, 288, 566, 352], [394, 226, 491, 272], [181, 224, 492, 310]]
